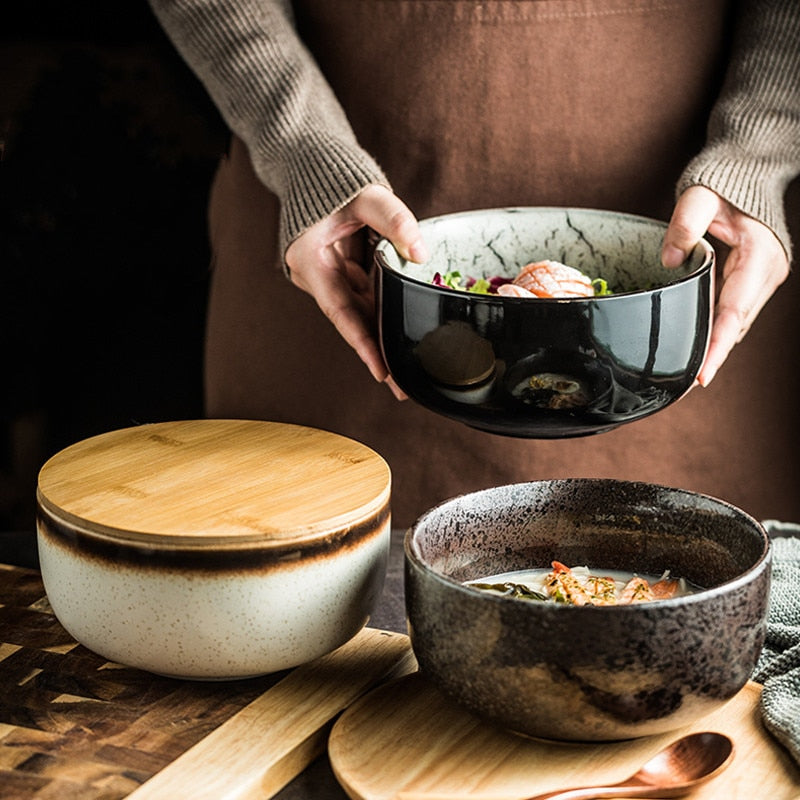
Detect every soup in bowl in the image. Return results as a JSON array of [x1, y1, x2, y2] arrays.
[[405, 479, 770, 740]]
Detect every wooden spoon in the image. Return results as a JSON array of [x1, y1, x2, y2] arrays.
[[396, 731, 734, 800]]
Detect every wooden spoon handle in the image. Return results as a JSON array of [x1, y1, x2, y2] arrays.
[[522, 786, 644, 800], [396, 785, 649, 800]]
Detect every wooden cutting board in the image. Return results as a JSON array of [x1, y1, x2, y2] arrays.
[[0, 563, 416, 799], [328, 672, 800, 800]]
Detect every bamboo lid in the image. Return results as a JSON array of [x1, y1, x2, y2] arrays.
[[37, 420, 391, 546]]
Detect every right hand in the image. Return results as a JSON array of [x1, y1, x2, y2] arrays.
[[662, 186, 789, 387], [285, 185, 428, 399]]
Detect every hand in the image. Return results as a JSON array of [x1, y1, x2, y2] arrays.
[[285, 185, 428, 399], [661, 185, 789, 387]]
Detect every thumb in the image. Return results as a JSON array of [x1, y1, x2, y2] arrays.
[[350, 185, 429, 263], [662, 186, 721, 268]]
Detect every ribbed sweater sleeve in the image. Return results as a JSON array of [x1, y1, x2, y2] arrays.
[[147, 0, 389, 260], [677, 0, 800, 262], [151, 1, 800, 265]]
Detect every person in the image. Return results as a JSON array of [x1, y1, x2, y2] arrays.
[[149, 0, 800, 527]]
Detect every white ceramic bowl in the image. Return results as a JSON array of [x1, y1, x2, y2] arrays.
[[36, 420, 391, 679]]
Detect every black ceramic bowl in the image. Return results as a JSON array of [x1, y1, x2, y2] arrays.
[[405, 479, 771, 741], [376, 207, 714, 438]]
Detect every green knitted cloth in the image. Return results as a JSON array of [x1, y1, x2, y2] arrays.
[[755, 522, 800, 766]]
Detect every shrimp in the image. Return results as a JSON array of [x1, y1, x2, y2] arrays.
[[542, 563, 682, 606], [619, 576, 655, 604], [620, 572, 680, 603], [544, 561, 590, 605], [651, 577, 680, 599], [497, 283, 536, 298], [512, 260, 596, 298], [585, 575, 619, 605]]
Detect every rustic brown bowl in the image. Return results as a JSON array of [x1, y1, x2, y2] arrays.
[[37, 420, 391, 679], [405, 479, 771, 740]]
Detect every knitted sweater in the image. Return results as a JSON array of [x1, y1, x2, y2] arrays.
[[677, 0, 800, 262], [149, 0, 800, 262]]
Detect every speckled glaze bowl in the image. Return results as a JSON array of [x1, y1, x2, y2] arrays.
[[36, 420, 391, 680], [405, 479, 771, 741], [376, 207, 714, 438]]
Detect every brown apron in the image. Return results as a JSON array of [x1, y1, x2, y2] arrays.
[[205, 0, 800, 528]]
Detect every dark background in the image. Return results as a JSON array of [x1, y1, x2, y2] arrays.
[[1, 3, 228, 566]]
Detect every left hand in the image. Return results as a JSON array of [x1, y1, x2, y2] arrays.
[[285, 185, 427, 400], [661, 185, 790, 386]]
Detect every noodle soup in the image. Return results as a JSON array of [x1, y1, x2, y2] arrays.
[[466, 561, 703, 606]]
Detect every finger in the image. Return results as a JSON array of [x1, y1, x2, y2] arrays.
[[337, 246, 372, 296], [350, 186, 429, 263], [338, 257, 407, 399], [305, 258, 390, 384], [696, 242, 780, 387], [662, 186, 721, 268], [383, 374, 408, 401], [697, 311, 742, 388], [290, 254, 406, 399]]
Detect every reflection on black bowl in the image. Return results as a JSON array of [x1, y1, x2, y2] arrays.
[[415, 320, 497, 405], [504, 352, 608, 410], [375, 207, 714, 438], [503, 352, 672, 419]]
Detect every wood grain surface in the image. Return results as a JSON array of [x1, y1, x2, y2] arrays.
[[36, 420, 391, 543], [0, 563, 415, 799], [328, 672, 800, 800]]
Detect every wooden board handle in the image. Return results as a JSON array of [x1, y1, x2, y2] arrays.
[[128, 628, 417, 799]]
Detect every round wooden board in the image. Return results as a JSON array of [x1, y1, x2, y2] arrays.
[[328, 672, 800, 800], [37, 419, 390, 543]]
